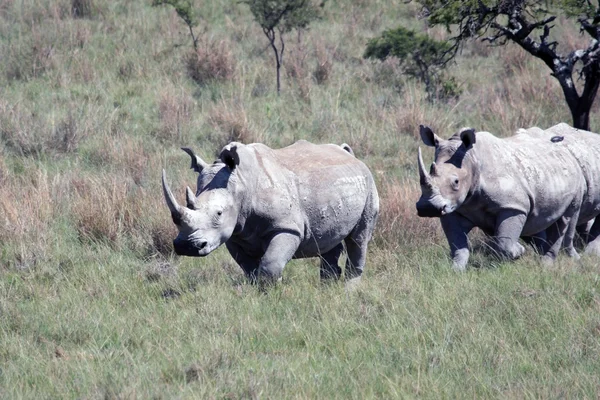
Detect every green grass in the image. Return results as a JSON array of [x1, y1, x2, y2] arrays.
[[2, 0, 600, 398], [3, 248, 600, 398]]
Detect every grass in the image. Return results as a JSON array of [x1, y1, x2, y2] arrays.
[[2, 0, 600, 398]]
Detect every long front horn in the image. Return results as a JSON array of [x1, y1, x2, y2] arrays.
[[162, 169, 184, 221], [417, 147, 432, 186], [181, 147, 208, 174]]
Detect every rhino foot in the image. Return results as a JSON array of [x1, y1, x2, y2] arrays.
[[541, 254, 556, 265], [584, 239, 600, 257], [344, 276, 362, 291]]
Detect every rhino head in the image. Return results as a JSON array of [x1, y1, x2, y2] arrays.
[[416, 125, 477, 218], [162, 144, 242, 256]]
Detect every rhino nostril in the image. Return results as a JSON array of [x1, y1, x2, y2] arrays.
[[199, 241, 207, 250]]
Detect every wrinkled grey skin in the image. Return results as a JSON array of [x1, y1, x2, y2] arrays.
[[519, 123, 600, 256], [163, 140, 379, 285], [416, 125, 584, 270]]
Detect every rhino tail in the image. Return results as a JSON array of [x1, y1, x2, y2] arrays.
[[340, 143, 355, 156]]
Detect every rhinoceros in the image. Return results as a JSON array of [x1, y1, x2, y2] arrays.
[[518, 123, 600, 256], [162, 140, 379, 284], [415, 125, 585, 270]]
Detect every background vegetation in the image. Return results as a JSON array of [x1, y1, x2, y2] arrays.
[[1, 0, 600, 398]]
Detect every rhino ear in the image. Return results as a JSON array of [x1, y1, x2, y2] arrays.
[[459, 128, 476, 149], [181, 147, 208, 174], [220, 145, 240, 170], [419, 125, 440, 147]]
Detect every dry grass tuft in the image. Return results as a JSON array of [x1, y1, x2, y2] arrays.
[[207, 100, 259, 146], [156, 87, 195, 143], [374, 179, 442, 249], [186, 38, 236, 85], [88, 136, 149, 185], [0, 101, 88, 156], [0, 169, 61, 268], [71, 176, 144, 246]]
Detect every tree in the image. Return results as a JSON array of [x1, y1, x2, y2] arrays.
[[152, 0, 200, 50], [415, 0, 600, 131], [364, 26, 460, 101], [243, 0, 322, 94]]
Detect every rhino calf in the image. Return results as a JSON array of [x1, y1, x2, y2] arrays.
[[162, 140, 379, 285], [415, 125, 584, 270]]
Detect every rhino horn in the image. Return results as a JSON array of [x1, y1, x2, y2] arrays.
[[186, 186, 197, 209], [162, 169, 184, 221], [181, 147, 208, 174], [417, 147, 432, 187]]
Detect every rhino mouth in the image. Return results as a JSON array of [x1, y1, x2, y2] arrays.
[[173, 238, 214, 257], [416, 201, 455, 218], [416, 204, 443, 218]]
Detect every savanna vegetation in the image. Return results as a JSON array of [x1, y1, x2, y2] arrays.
[[1, 0, 600, 398]]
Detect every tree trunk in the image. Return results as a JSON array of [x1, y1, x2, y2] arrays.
[[572, 106, 591, 131], [555, 68, 597, 132], [276, 61, 281, 95]]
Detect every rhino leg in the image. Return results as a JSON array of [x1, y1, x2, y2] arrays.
[[252, 232, 301, 285], [440, 213, 474, 271], [584, 218, 600, 256], [225, 241, 259, 277], [522, 232, 547, 254], [543, 214, 580, 262], [343, 197, 378, 286], [320, 243, 343, 281], [491, 210, 526, 261]]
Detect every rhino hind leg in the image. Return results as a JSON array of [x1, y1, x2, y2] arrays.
[[344, 190, 379, 286], [543, 215, 580, 263], [320, 243, 343, 281], [344, 236, 367, 284]]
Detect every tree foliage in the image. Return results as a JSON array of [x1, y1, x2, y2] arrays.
[[152, 0, 200, 49], [364, 26, 459, 101], [416, 0, 600, 130], [243, 0, 323, 94]]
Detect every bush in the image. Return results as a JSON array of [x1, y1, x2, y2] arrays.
[[185, 39, 236, 85]]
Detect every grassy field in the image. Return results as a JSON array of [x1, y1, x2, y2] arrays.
[[2, 0, 600, 398]]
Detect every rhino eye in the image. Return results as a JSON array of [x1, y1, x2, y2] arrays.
[[217, 210, 223, 216]]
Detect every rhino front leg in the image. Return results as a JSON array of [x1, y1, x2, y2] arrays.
[[225, 241, 259, 277], [440, 213, 474, 271], [253, 232, 301, 285], [492, 210, 526, 261]]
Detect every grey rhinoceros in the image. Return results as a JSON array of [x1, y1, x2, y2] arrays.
[[518, 123, 600, 256], [415, 125, 585, 270], [162, 140, 379, 284]]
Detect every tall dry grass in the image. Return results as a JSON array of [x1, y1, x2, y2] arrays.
[[374, 178, 442, 250], [185, 38, 237, 85]]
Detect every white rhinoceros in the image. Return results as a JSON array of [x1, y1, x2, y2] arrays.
[[415, 125, 585, 270], [162, 140, 379, 284], [518, 123, 600, 256]]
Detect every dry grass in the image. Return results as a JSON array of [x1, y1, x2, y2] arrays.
[[156, 86, 195, 143], [374, 179, 442, 250], [207, 99, 260, 146], [69, 173, 176, 254], [0, 100, 89, 157], [0, 169, 60, 268], [186, 37, 236, 85]]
